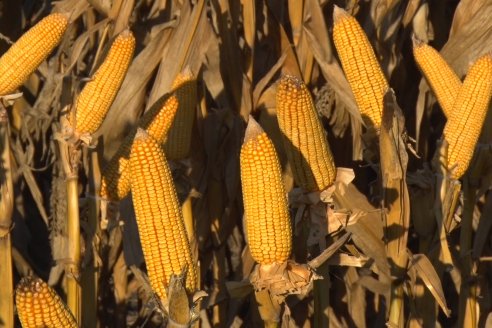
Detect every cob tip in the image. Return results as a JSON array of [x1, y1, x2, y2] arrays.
[[411, 34, 425, 48], [134, 127, 149, 141], [118, 28, 134, 39], [244, 116, 264, 143], [333, 5, 349, 23]]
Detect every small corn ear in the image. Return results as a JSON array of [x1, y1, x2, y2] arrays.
[[332, 6, 388, 129], [240, 117, 292, 264], [15, 277, 78, 328], [443, 53, 492, 179], [276, 75, 336, 191], [74, 30, 135, 134], [129, 129, 197, 303], [0, 13, 69, 96], [100, 80, 182, 201], [413, 37, 462, 117], [163, 69, 197, 160]]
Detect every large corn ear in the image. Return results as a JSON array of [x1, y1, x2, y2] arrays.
[[413, 38, 462, 118], [332, 6, 388, 129], [443, 53, 492, 179], [15, 277, 78, 328], [240, 117, 292, 264], [163, 69, 197, 160], [73, 30, 135, 135], [276, 75, 336, 191], [129, 129, 197, 303], [0, 13, 69, 96]]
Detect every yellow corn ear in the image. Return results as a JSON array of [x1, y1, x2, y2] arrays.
[[99, 75, 185, 201], [413, 37, 462, 118], [74, 30, 135, 135], [129, 129, 197, 303], [163, 69, 197, 160], [240, 117, 292, 264], [15, 277, 77, 328], [332, 6, 388, 129], [276, 75, 336, 191], [0, 13, 69, 96], [443, 53, 492, 179]]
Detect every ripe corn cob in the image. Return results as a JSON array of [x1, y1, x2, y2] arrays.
[[0, 13, 69, 96], [443, 53, 492, 179], [240, 117, 292, 264], [73, 29, 135, 135], [163, 69, 197, 160], [15, 276, 77, 328], [332, 6, 388, 129], [276, 75, 336, 191], [413, 37, 462, 118], [100, 74, 186, 201], [129, 129, 197, 303]]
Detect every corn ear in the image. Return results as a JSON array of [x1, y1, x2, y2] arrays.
[[240, 117, 292, 264], [332, 6, 388, 129], [15, 276, 78, 328], [163, 69, 197, 160], [276, 75, 336, 191], [100, 81, 182, 201], [129, 129, 197, 303], [443, 53, 492, 179], [74, 29, 135, 135], [413, 37, 462, 117], [0, 13, 69, 96]]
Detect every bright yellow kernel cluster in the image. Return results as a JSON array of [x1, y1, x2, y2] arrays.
[[240, 119, 292, 264], [0, 13, 69, 96], [413, 39, 462, 117], [163, 70, 197, 160], [276, 75, 336, 191], [74, 29, 135, 134], [129, 130, 197, 303], [332, 6, 388, 129], [15, 277, 77, 328], [443, 53, 492, 179]]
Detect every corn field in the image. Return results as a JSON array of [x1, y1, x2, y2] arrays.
[[1, 0, 492, 327]]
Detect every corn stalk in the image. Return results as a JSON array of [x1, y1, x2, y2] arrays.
[[0, 104, 14, 328]]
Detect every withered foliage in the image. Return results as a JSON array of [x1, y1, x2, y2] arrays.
[[2, 0, 492, 327]]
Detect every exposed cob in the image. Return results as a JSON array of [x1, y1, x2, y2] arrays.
[[129, 129, 197, 303], [240, 117, 292, 264], [163, 69, 197, 160], [15, 276, 78, 328], [413, 37, 462, 117], [73, 29, 135, 135], [276, 75, 336, 191], [0, 13, 69, 96], [332, 6, 388, 129], [99, 71, 191, 201], [443, 53, 492, 179]]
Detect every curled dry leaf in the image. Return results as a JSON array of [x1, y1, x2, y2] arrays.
[[249, 261, 322, 303]]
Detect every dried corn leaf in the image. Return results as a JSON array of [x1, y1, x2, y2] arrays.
[[408, 253, 451, 317], [379, 90, 409, 269]]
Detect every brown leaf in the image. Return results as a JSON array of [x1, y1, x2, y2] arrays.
[[408, 253, 451, 317]]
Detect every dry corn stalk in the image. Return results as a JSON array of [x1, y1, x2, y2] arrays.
[[443, 53, 492, 179], [276, 75, 336, 191], [73, 29, 135, 135], [163, 69, 197, 160], [99, 71, 194, 201], [240, 117, 292, 264], [413, 37, 462, 117], [129, 129, 197, 304], [15, 276, 78, 328], [0, 13, 69, 96], [332, 6, 388, 129]]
